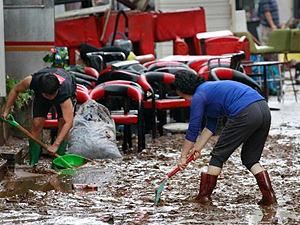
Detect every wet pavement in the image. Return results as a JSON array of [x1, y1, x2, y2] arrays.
[[0, 89, 300, 225]]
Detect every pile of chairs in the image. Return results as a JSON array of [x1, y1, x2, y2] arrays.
[[44, 48, 262, 153]]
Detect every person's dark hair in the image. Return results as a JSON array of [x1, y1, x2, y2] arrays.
[[39, 73, 60, 94], [173, 69, 205, 95]]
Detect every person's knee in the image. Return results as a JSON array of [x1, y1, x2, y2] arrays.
[[209, 156, 224, 168], [31, 118, 45, 136], [243, 161, 258, 171]]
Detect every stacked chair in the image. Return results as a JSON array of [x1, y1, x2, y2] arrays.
[[90, 83, 145, 152], [44, 44, 263, 152], [235, 30, 297, 101]]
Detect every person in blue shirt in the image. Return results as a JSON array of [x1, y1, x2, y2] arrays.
[[174, 70, 276, 206]]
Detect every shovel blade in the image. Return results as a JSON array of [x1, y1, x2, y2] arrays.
[[154, 180, 167, 204]]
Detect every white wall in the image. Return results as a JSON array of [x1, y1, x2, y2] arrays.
[[278, 0, 293, 25], [0, 0, 6, 97]]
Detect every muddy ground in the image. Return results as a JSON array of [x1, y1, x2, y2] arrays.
[[0, 93, 300, 225]]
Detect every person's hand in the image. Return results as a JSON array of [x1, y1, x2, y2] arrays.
[[190, 148, 201, 160], [177, 154, 188, 169], [271, 25, 277, 30], [47, 143, 59, 156], [1, 109, 10, 120]]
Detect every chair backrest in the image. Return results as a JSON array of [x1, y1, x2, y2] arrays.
[[143, 71, 176, 100], [76, 89, 91, 104], [210, 67, 261, 93], [97, 70, 153, 99], [290, 29, 300, 53], [234, 31, 258, 54], [90, 83, 143, 104], [84, 66, 99, 79], [267, 29, 291, 53], [202, 36, 250, 60]]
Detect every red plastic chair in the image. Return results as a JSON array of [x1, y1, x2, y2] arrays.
[[143, 71, 191, 136], [90, 83, 145, 152], [201, 36, 250, 61]]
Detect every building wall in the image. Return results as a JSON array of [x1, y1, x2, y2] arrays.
[[0, 1, 5, 97], [154, 0, 235, 58], [278, 0, 293, 25], [4, 0, 55, 80]]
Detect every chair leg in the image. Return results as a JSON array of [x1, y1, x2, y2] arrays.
[[137, 124, 146, 152], [152, 109, 157, 139], [50, 128, 58, 144], [122, 125, 129, 152], [284, 53, 298, 102], [157, 110, 167, 136], [127, 125, 132, 149]]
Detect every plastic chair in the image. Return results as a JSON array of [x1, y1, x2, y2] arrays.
[[267, 29, 291, 56], [289, 29, 300, 53], [234, 32, 275, 55], [143, 71, 191, 136], [89, 83, 145, 152], [267, 29, 297, 101], [203, 36, 250, 60]]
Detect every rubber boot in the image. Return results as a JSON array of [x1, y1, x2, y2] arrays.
[[255, 170, 277, 206], [29, 139, 42, 166], [195, 172, 218, 204], [56, 140, 68, 156]]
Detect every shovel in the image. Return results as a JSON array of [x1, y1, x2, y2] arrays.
[[154, 153, 195, 204], [0, 114, 84, 169]]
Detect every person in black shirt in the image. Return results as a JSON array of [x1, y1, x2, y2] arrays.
[[1, 67, 76, 166]]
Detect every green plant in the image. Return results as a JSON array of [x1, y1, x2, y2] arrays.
[[5, 75, 33, 111]]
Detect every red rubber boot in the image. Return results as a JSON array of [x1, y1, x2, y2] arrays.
[[195, 172, 218, 204], [255, 170, 277, 206]]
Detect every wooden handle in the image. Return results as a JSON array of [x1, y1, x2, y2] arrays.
[[16, 124, 60, 157], [16, 125, 47, 148]]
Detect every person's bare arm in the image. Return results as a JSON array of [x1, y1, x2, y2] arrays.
[[48, 98, 74, 153], [264, 11, 277, 30], [1, 76, 32, 118], [192, 128, 213, 155], [178, 128, 213, 168]]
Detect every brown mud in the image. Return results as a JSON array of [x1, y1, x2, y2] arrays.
[[0, 95, 299, 225]]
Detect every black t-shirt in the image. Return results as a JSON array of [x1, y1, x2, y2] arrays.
[[30, 67, 76, 104]]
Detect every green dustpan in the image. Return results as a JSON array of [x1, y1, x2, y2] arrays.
[[52, 154, 87, 170]]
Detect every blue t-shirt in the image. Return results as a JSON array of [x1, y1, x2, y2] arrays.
[[185, 80, 264, 142]]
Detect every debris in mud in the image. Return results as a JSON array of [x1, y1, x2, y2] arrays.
[[0, 158, 8, 181], [1, 97, 300, 225], [0, 145, 24, 167], [72, 184, 98, 191]]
